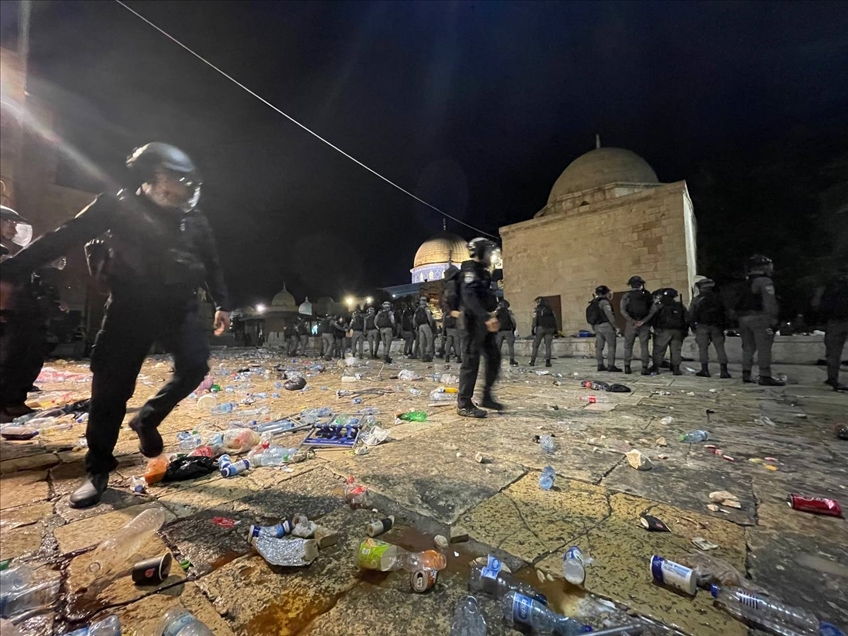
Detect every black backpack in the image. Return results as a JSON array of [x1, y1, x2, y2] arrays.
[[694, 293, 725, 327], [414, 306, 430, 327], [376, 310, 392, 328], [626, 289, 653, 320], [659, 304, 687, 330], [585, 298, 605, 326], [442, 265, 462, 313]]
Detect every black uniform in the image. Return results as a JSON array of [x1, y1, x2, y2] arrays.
[[530, 302, 557, 365], [457, 260, 500, 409], [821, 274, 848, 390], [1, 191, 230, 474]]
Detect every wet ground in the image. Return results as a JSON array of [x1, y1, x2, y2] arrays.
[[1, 349, 846, 635]]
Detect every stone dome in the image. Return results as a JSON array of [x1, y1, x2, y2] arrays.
[[298, 296, 313, 316], [548, 147, 658, 204], [270, 285, 296, 310], [413, 231, 467, 269]]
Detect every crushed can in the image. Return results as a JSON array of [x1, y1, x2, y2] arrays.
[[410, 568, 438, 593], [787, 494, 842, 517]]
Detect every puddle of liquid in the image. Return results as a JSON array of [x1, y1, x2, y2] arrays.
[[512, 565, 588, 617]]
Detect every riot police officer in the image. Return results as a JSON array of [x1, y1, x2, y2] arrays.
[[735, 255, 784, 386], [1, 143, 231, 507], [620, 275, 657, 375], [296, 317, 310, 356], [400, 303, 415, 357], [689, 278, 731, 378], [414, 297, 435, 362], [376, 301, 395, 363], [456, 238, 502, 417], [495, 299, 518, 367], [349, 307, 366, 359], [587, 286, 621, 372], [365, 306, 379, 359], [819, 265, 848, 392], [529, 297, 557, 367], [650, 288, 688, 375], [320, 314, 334, 360]]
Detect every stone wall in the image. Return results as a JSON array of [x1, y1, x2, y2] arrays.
[[501, 181, 696, 336]]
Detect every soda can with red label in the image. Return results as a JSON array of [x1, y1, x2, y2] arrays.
[[787, 494, 842, 517]]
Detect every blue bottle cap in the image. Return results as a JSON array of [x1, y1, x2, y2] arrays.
[[820, 623, 846, 636], [710, 584, 720, 598]]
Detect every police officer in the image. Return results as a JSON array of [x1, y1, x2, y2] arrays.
[[649, 289, 688, 375], [495, 299, 518, 367], [349, 307, 366, 359], [283, 320, 297, 355], [689, 278, 731, 378], [365, 306, 379, 359], [296, 317, 309, 356], [587, 286, 621, 372], [332, 315, 347, 358], [376, 301, 395, 363], [320, 314, 335, 360], [456, 238, 502, 417], [529, 297, 557, 367], [735, 255, 784, 386], [400, 303, 415, 357], [414, 297, 435, 362], [620, 275, 658, 375], [819, 265, 848, 392], [443, 307, 461, 363], [1, 143, 231, 507]]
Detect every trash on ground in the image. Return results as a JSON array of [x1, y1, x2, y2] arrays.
[[563, 546, 586, 585], [85, 508, 167, 587], [691, 537, 719, 551], [474, 452, 486, 464], [680, 429, 710, 443], [640, 514, 669, 532], [711, 585, 820, 634], [787, 494, 842, 517], [626, 449, 652, 471], [755, 415, 776, 426], [539, 434, 555, 454], [659, 416, 674, 425], [539, 466, 556, 490], [249, 520, 293, 541], [649, 555, 696, 596], [344, 476, 370, 508], [411, 568, 439, 593], [253, 535, 318, 566], [365, 516, 395, 537], [655, 437, 667, 447], [450, 526, 470, 543], [131, 553, 172, 586], [502, 590, 590, 634], [709, 491, 741, 508], [164, 456, 217, 482], [157, 607, 214, 635], [314, 526, 340, 549], [397, 410, 427, 422], [451, 595, 487, 635], [468, 556, 545, 602], [434, 535, 449, 550], [357, 538, 447, 573]]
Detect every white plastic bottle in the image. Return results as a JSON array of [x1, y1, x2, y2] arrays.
[[88, 508, 166, 577], [711, 585, 819, 635], [157, 607, 214, 636], [451, 596, 487, 636]]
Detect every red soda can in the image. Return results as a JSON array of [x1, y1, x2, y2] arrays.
[[788, 494, 842, 517], [189, 445, 214, 458]]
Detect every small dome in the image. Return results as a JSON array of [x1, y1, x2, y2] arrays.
[[548, 147, 658, 204], [298, 296, 313, 316], [271, 285, 296, 310], [413, 231, 467, 269]]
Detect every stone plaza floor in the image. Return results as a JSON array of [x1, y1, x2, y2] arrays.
[[1, 349, 846, 635]]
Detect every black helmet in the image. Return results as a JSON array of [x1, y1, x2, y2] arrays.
[[126, 142, 200, 180], [499, 298, 510, 308], [381, 301, 391, 309], [595, 285, 611, 296], [467, 237, 496, 260], [0, 204, 33, 247], [627, 275, 645, 288], [695, 278, 715, 289], [655, 288, 679, 304], [746, 254, 773, 272]]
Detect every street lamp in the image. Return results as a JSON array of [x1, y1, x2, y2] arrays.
[[256, 304, 266, 314], [366, 296, 373, 305], [345, 296, 354, 307]]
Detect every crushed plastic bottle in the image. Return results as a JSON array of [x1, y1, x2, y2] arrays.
[[210, 402, 236, 415], [660, 416, 675, 425], [0, 565, 32, 592], [0, 578, 60, 617], [344, 477, 370, 508], [679, 430, 710, 443], [130, 476, 147, 494], [539, 466, 555, 491], [87, 508, 166, 579], [451, 596, 487, 636], [301, 407, 334, 424], [539, 435, 555, 454], [65, 615, 121, 636], [711, 585, 820, 636], [156, 606, 214, 636], [398, 369, 422, 381], [357, 538, 447, 573], [397, 411, 427, 422], [249, 446, 299, 467], [469, 559, 546, 603], [501, 591, 589, 636], [177, 430, 202, 451], [563, 546, 586, 585]]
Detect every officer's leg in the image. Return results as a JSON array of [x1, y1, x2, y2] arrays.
[[639, 325, 651, 369], [324, 334, 334, 359], [595, 328, 606, 368], [652, 329, 669, 370], [695, 325, 710, 363], [136, 303, 209, 442], [0, 297, 43, 414], [670, 332, 683, 372], [458, 324, 483, 410], [84, 300, 153, 479], [496, 332, 505, 355], [739, 316, 756, 375], [753, 315, 774, 377], [428, 326, 436, 358], [606, 328, 616, 368], [382, 328, 392, 360], [507, 332, 516, 362], [412, 330, 419, 358], [481, 331, 501, 399], [530, 330, 542, 364], [713, 328, 728, 364], [623, 322, 636, 366], [824, 320, 848, 386]]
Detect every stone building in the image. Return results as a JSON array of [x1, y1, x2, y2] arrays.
[[500, 145, 697, 336]]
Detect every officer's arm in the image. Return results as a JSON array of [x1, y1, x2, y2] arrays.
[[601, 299, 616, 324], [643, 301, 660, 322], [688, 298, 699, 327], [197, 215, 232, 312], [461, 276, 491, 321], [0, 195, 111, 280], [620, 294, 633, 322], [757, 277, 779, 322]]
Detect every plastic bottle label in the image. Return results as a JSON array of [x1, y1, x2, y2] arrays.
[[650, 556, 695, 595], [511, 593, 534, 624], [357, 538, 393, 570], [162, 613, 195, 636], [481, 555, 502, 580]]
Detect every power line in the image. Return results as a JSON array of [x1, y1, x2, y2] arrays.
[[113, 0, 498, 240]]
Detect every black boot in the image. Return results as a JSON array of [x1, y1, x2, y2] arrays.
[[510, 359, 518, 367], [641, 367, 651, 376], [672, 365, 683, 376], [624, 365, 632, 374], [720, 364, 732, 379], [597, 364, 607, 372], [545, 360, 552, 368], [481, 394, 504, 411], [696, 363, 711, 378], [129, 417, 164, 458], [529, 359, 536, 367], [648, 365, 659, 375], [457, 405, 487, 418], [607, 365, 622, 372], [742, 370, 753, 383], [69, 472, 110, 509], [758, 376, 785, 386]]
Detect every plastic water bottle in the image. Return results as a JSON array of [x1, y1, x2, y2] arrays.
[[65, 615, 121, 636], [501, 591, 589, 636], [563, 547, 586, 585], [177, 430, 202, 451], [251, 447, 298, 466], [87, 508, 166, 578], [0, 565, 32, 592], [210, 402, 235, 415], [301, 407, 334, 424], [469, 561, 547, 603], [0, 578, 60, 617], [539, 435, 555, 453], [539, 466, 555, 491], [711, 585, 820, 635], [156, 606, 214, 636], [451, 596, 487, 636], [679, 430, 710, 443]]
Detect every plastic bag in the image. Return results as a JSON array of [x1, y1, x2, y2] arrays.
[[679, 552, 766, 592], [163, 456, 217, 482]]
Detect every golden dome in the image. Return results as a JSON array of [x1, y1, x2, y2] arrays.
[[413, 231, 467, 269], [548, 147, 658, 204]]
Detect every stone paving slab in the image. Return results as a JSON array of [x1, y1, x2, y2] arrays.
[[53, 501, 174, 554]]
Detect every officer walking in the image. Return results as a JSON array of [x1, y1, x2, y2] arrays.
[[349, 307, 365, 359], [400, 303, 415, 357], [320, 314, 335, 360], [819, 265, 848, 392], [414, 297, 435, 362], [735, 255, 784, 386], [689, 278, 731, 378], [529, 297, 557, 367], [495, 299, 518, 367], [365, 306, 379, 359], [332, 315, 347, 358], [296, 317, 309, 356], [376, 301, 395, 363], [620, 275, 658, 375], [456, 238, 502, 417], [0, 143, 231, 508], [587, 286, 621, 372], [650, 288, 689, 375]]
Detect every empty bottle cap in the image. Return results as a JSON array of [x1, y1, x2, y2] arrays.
[[710, 584, 720, 598]]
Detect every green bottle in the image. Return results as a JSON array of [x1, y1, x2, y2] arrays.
[[398, 411, 428, 422]]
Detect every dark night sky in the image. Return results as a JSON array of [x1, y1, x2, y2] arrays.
[[10, 0, 848, 308]]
